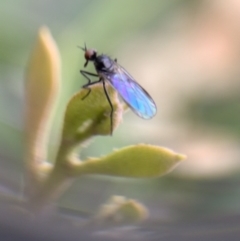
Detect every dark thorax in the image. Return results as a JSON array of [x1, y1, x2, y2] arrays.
[[94, 55, 115, 74]]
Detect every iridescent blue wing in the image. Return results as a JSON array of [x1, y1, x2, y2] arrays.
[[103, 64, 157, 119]]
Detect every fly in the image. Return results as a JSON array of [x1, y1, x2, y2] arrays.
[[79, 44, 157, 134]]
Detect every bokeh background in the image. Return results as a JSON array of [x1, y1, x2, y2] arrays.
[[1, 0, 240, 240]]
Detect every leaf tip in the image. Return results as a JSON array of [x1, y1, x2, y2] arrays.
[[175, 153, 187, 161]]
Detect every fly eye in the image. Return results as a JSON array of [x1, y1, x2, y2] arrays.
[[84, 49, 97, 61]]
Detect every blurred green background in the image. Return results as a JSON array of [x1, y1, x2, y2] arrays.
[[1, 0, 240, 239]]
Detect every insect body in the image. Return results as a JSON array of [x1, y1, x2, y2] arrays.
[[80, 45, 157, 134]]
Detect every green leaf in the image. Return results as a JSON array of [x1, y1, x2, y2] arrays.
[[25, 26, 60, 186], [69, 144, 186, 178], [90, 195, 148, 227], [58, 83, 124, 157]]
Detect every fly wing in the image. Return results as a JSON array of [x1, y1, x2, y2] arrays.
[[104, 66, 157, 119]]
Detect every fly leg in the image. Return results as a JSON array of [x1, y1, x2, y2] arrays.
[[80, 70, 101, 100], [80, 70, 113, 134], [102, 80, 114, 135]]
